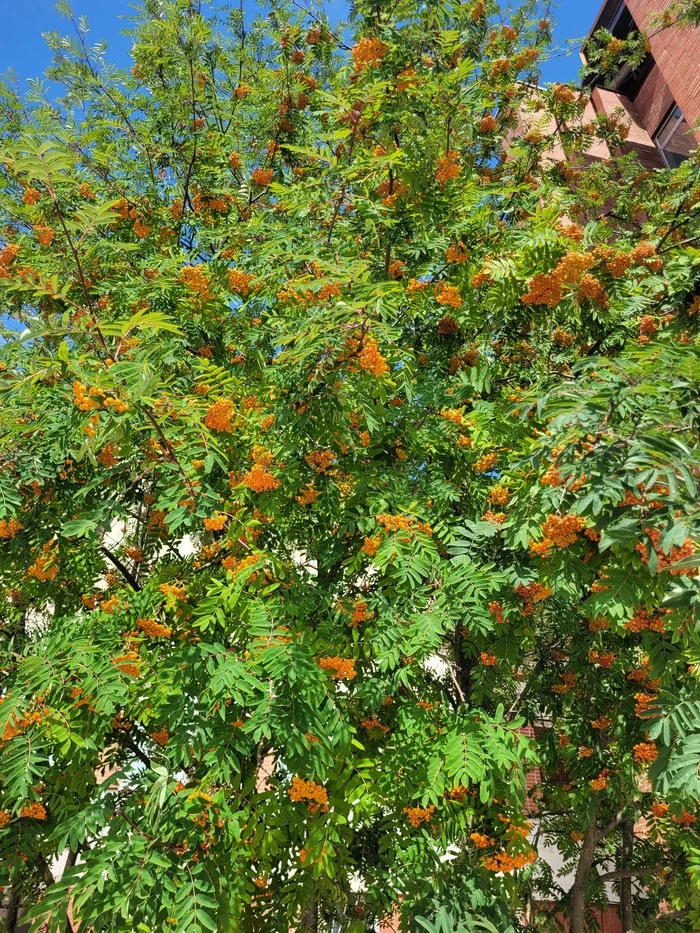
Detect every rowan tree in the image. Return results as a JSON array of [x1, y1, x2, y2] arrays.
[[0, 1, 699, 932]]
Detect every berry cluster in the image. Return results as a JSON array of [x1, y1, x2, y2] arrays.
[[403, 805, 435, 827], [482, 849, 536, 872], [0, 517, 22, 539], [137, 617, 172, 638], [203, 512, 227, 531], [227, 269, 255, 295], [436, 151, 461, 187], [632, 741, 658, 764], [474, 451, 498, 473], [288, 776, 328, 813], [434, 283, 462, 309], [351, 36, 388, 70], [541, 513, 586, 547], [318, 657, 356, 680], [243, 466, 280, 493], [21, 802, 47, 820], [204, 398, 234, 432]]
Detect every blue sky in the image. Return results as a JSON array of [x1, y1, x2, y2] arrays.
[[2, 1, 597, 87]]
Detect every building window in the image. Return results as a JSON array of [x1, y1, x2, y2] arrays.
[[654, 105, 694, 168]]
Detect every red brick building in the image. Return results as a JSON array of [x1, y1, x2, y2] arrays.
[[509, 0, 700, 170], [582, 0, 700, 167]]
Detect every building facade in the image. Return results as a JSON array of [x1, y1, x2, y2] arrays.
[[582, 0, 700, 168]]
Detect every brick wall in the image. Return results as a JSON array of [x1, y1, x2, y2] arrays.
[[591, 86, 664, 169], [626, 0, 700, 141], [631, 62, 675, 138]]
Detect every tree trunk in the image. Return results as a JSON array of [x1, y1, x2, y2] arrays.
[[6, 888, 20, 933], [619, 819, 634, 932], [570, 802, 599, 933], [300, 900, 318, 932]]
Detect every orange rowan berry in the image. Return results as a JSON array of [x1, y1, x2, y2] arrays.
[[403, 805, 435, 827], [632, 741, 657, 764], [318, 656, 356, 680], [204, 398, 234, 432], [289, 776, 328, 813], [474, 451, 498, 473], [20, 802, 47, 820], [351, 37, 388, 70], [436, 151, 460, 186], [252, 168, 274, 186], [137, 617, 172, 638], [203, 512, 228, 531]]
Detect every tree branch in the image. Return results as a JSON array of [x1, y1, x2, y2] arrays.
[[101, 546, 142, 591]]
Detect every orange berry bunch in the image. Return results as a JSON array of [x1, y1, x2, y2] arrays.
[[587, 650, 615, 669], [636, 527, 696, 576], [521, 272, 562, 307], [357, 338, 389, 377], [470, 832, 494, 849], [251, 167, 274, 186], [403, 805, 435, 827], [578, 273, 608, 306], [27, 541, 59, 582], [296, 484, 319, 505], [479, 114, 498, 132], [0, 810, 11, 829], [179, 265, 211, 299], [203, 512, 227, 531], [362, 536, 381, 556], [554, 251, 594, 284], [361, 716, 389, 734], [488, 600, 506, 624], [671, 810, 696, 826], [541, 513, 586, 548], [552, 84, 577, 104], [474, 451, 498, 473], [227, 268, 255, 295], [632, 741, 658, 764], [289, 776, 329, 813], [137, 617, 172, 638], [591, 716, 612, 730], [350, 599, 372, 626], [578, 746, 593, 758], [436, 150, 460, 186], [204, 398, 234, 432], [589, 617, 609, 632], [305, 450, 336, 472], [590, 770, 610, 791], [150, 729, 169, 746], [514, 581, 552, 616], [0, 517, 22, 539], [113, 650, 141, 678], [624, 608, 667, 633], [21, 802, 47, 820], [445, 243, 469, 264], [482, 849, 536, 872], [242, 466, 280, 493], [530, 539, 552, 558], [435, 283, 462, 309], [480, 652, 497, 667], [318, 657, 356, 680], [552, 328, 575, 347], [487, 485, 510, 506], [351, 36, 388, 70], [651, 802, 669, 818]]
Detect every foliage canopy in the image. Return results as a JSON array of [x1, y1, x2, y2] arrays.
[[0, 0, 699, 931]]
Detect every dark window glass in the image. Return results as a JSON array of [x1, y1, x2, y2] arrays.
[[654, 105, 694, 168]]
